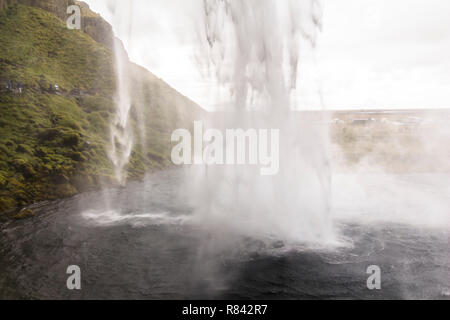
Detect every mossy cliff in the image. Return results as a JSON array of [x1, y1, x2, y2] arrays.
[[0, 2, 204, 216]]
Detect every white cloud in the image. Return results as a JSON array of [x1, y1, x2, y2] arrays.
[[84, 0, 450, 110]]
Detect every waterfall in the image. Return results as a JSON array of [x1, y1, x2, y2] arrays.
[[200, 0, 322, 111], [107, 1, 134, 185], [186, 0, 337, 246]]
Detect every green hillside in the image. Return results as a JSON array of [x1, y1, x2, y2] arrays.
[[0, 3, 204, 217]]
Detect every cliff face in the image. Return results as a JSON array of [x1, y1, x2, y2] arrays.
[[0, 0, 70, 19], [0, 3, 204, 216], [77, 1, 115, 49]]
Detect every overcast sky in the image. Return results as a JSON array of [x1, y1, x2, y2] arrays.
[[84, 0, 450, 110]]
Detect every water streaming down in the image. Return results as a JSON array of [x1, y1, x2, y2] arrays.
[[108, 2, 134, 185], [184, 0, 338, 246], [199, 0, 322, 110]]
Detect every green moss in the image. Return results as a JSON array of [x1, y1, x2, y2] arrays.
[[0, 171, 7, 186], [16, 143, 33, 154], [78, 95, 114, 113], [61, 131, 80, 147], [0, 196, 17, 213]]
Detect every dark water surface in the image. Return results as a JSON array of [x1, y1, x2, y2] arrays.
[[1, 170, 449, 299]]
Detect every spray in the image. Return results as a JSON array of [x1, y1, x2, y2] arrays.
[[184, 0, 337, 246]]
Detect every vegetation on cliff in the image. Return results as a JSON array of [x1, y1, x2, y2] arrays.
[[0, 3, 204, 216]]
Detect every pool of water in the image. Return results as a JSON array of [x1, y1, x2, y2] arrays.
[[0, 169, 449, 299]]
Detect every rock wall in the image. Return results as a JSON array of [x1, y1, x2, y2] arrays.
[[77, 1, 115, 49]]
